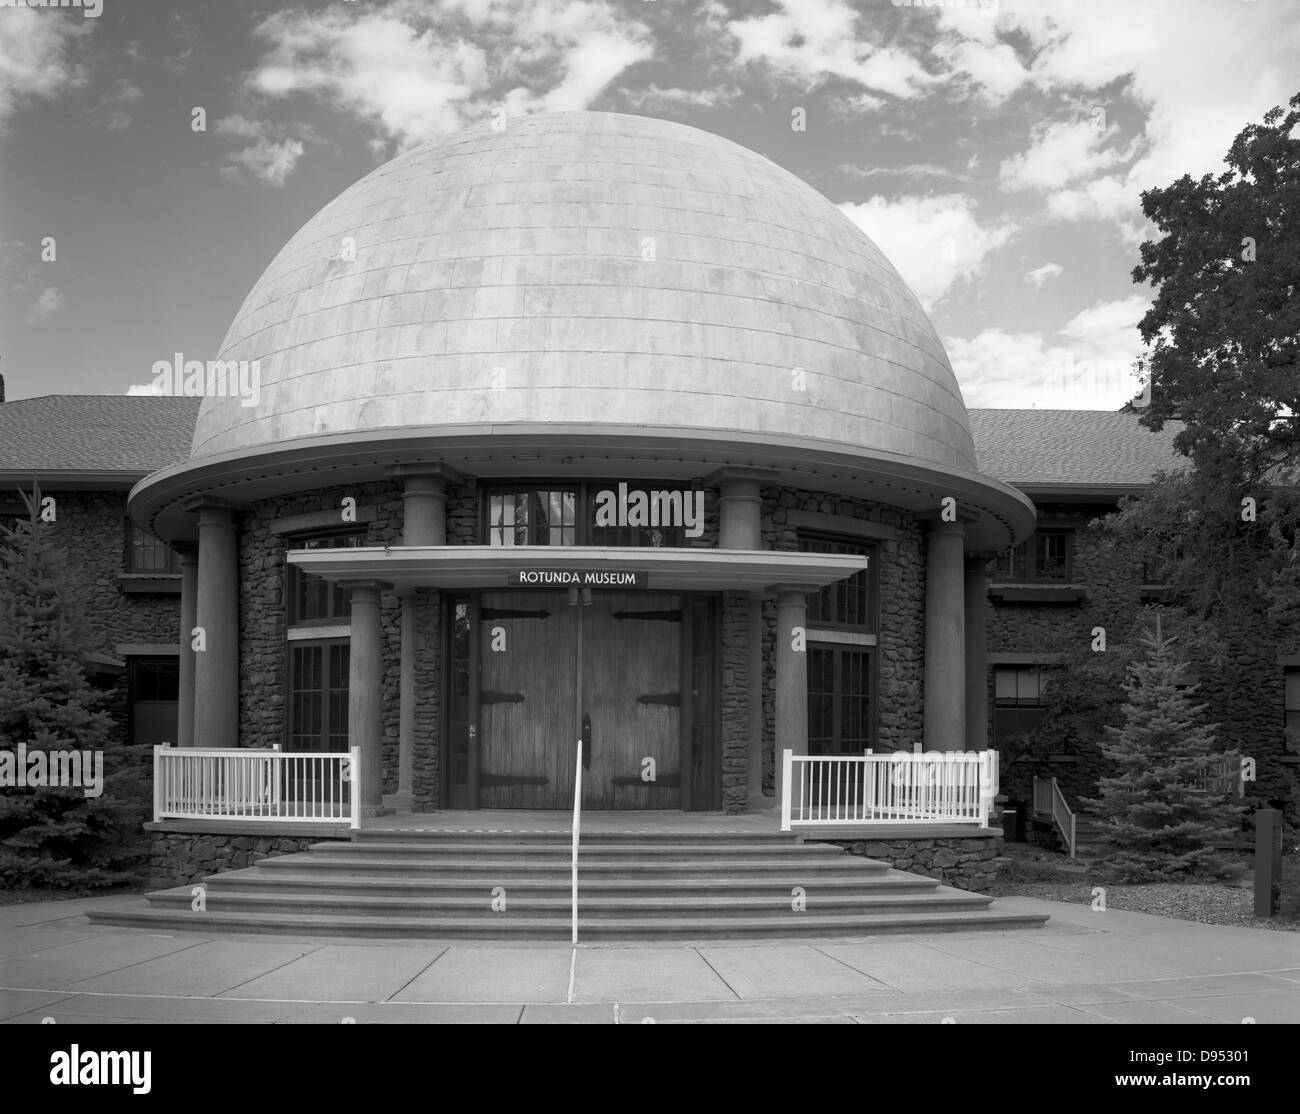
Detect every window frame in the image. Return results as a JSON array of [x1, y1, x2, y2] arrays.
[[806, 643, 876, 756], [1285, 668, 1300, 756], [480, 482, 695, 548], [124, 518, 179, 574], [992, 664, 1064, 750], [797, 532, 879, 633], [286, 638, 351, 752], [284, 529, 367, 627], [993, 528, 1075, 583]]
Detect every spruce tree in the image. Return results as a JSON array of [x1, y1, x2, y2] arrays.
[[0, 488, 151, 888], [1083, 614, 1246, 882]]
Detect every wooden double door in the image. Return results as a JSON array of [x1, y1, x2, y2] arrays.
[[462, 590, 717, 810]]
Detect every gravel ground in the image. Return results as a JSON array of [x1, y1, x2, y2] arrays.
[[989, 847, 1300, 932]]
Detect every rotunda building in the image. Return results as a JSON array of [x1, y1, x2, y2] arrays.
[[130, 111, 1035, 816]]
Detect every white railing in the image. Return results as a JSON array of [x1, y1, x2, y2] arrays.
[[571, 738, 582, 945], [1192, 756, 1245, 797], [154, 745, 360, 829], [780, 749, 999, 831], [1033, 775, 1076, 859]]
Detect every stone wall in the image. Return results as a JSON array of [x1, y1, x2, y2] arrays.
[[720, 592, 750, 813], [29, 490, 183, 745], [759, 487, 926, 794], [811, 835, 1003, 892], [148, 830, 347, 888], [986, 502, 1300, 821]]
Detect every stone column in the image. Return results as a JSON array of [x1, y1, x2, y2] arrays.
[[773, 587, 809, 804], [924, 522, 966, 752], [175, 543, 198, 748], [718, 479, 762, 549], [383, 471, 449, 812], [964, 556, 992, 753], [345, 581, 388, 817], [193, 506, 239, 749], [746, 595, 768, 805]]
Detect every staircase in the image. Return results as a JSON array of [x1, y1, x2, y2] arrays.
[[90, 830, 1049, 939]]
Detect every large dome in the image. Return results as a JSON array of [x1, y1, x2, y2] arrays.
[[192, 111, 974, 471]]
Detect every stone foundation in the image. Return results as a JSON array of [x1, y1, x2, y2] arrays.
[[148, 831, 348, 888], [810, 834, 1003, 892]]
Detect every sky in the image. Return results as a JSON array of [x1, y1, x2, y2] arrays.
[[1, 0, 1297, 410]]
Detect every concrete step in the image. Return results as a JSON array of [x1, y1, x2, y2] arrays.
[[144, 886, 989, 919], [201, 870, 943, 899], [91, 904, 1048, 939], [251, 855, 894, 877], [353, 829, 801, 844], [313, 840, 849, 861]]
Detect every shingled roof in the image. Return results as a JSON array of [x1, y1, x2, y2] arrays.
[[968, 409, 1185, 490], [0, 396, 1188, 494], [0, 395, 200, 482]]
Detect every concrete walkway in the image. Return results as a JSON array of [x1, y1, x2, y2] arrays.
[[2, 895, 1297, 1024]]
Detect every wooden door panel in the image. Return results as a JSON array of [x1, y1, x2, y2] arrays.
[[478, 591, 575, 808], [582, 592, 682, 809]]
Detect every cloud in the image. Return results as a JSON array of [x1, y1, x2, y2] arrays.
[[216, 114, 317, 186], [998, 117, 1133, 193], [0, 8, 90, 128], [620, 84, 737, 111], [96, 78, 143, 132], [946, 294, 1151, 408], [127, 381, 165, 396], [838, 193, 1016, 311], [23, 286, 65, 325], [244, 0, 652, 149], [727, 0, 936, 100], [1024, 262, 1063, 288], [837, 161, 970, 184]]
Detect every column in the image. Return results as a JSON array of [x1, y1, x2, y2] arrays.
[[773, 587, 809, 804], [718, 478, 762, 549], [746, 595, 768, 804], [924, 522, 966, 752], [193, 506, 239, 749], [345, 581, 387, 817], [175, 543, 198, 747], [964, 556, 991, 753], [384, 471, 448, 812]]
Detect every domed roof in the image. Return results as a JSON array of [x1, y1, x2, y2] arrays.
[[192, 111, 976, 471]]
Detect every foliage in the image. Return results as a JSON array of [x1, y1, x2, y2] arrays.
[[0, 488, 151, 888]]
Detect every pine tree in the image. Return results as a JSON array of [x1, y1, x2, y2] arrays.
[[1082, 614, 1246, 882], [0, 488, 151, 888]]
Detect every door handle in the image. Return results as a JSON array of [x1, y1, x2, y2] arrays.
[[581, 713, 591, 770]]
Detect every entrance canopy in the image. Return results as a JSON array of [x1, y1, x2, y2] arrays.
[[286, 545, 868, 593]]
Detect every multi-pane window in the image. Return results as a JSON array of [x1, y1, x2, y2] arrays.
[[287, 532, 366, 624], [799, 535, 877, 630], [288, 641, 350, 751], [126, 520, 178, 573], [128, 657, 179, 747], [993, 529, 1073, 582], [487, 489, 577, 546], [993, 665, 1062, 748], [808, 646, 873, 755], [1286, 670, 1300, 755]]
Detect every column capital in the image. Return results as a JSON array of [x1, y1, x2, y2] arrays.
[[340, 579, 391, 597], [922, 519, 968, 538], [703, 466, 781, 488], [770, 583, 815, 601], [965, 553, 997, 571], [172, 540, 198, 561], [183, 496, 248, 516]]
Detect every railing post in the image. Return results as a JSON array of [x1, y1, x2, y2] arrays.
[[780, 749, 793, 832], [348, 746, 361, 830], [153, 744, 166, 822]]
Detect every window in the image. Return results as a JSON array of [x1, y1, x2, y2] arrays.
[[799, 535, 877, 631], [1286, 670, 1300, 756], [994, 529, 1073, 582], [487, 489, 577, 546], [288, 641, 350, 751], [808, 646, 874, 755], [993, 665, 1062, 748], [128, 657, 179, 746], [125, 521, 178, 573], [287, 532, 366, 624]]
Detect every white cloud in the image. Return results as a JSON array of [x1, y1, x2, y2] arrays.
[[1024, 262, 1063, 288], [222, 136, 306, 187], [246, 0, 652, 148], [838, 194, 1016, 311], [727, 0, 936, 99], [946, 295, 1151, 408], [998, 118, 1132, 193], [934, 37, 1029, 106], [0, 8, 90, 128], [127, 381, 165, 396], [23, 286, 65, 325]]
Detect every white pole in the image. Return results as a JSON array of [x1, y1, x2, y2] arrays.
[[780, 748, 793, 832], [572, 738, 582, 945]]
